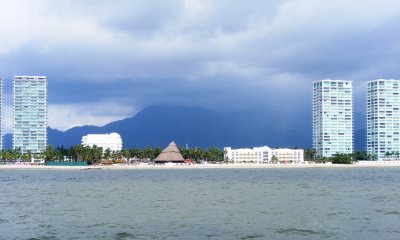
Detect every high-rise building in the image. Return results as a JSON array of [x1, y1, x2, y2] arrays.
[[366, 79, 400, 160], [13, 76, 47, 153], [313, 80, 353, 158], [0, 77, 2, 150]]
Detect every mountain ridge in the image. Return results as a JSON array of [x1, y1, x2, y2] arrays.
[[3, 105, 366, 150]]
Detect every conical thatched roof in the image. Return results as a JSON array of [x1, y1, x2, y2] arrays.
[[154, 141, 184, 162]]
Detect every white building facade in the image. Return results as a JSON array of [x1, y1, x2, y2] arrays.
[[13, 76, 47, 153], [81, 133, 123, 151], [313, 80, 353, 158], [224, 146, 304, 163], [367, 79, 400, 160], [0, 77, 2, 150]]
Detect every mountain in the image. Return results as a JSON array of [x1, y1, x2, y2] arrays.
[[2, 105, 366, 150], [354, 128, 366, 151], [4, 134, 12, 150]]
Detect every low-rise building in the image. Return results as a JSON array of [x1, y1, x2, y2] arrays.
[[81, 133, 123, 151], [224, 146, 304, 163]]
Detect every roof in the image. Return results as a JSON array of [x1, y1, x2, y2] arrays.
[[154, 141, 184, 162]]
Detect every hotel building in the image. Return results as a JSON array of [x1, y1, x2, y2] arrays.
[[313, 80, 353, 158], [13, 76, 47, 153], [366, 79, 400, 160], [224, 146, 304, 163], [81, 133, 123, 152]]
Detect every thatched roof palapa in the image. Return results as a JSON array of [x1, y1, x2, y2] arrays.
[[154, 141, 184, 163]]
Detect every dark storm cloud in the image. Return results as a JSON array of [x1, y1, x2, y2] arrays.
[[1, 0, 400, 130]]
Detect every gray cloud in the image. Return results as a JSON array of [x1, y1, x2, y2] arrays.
[[1, 0, 400, 131]]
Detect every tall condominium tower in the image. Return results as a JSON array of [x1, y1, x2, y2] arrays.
[[313, 80, 353, 158], [0, 77, 2, 150], [13, 76, 47, 153], [366, 79, 400, 160]]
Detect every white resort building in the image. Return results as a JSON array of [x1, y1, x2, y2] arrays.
[[81, 133, 123, 151], [224, 146, 304, 163]]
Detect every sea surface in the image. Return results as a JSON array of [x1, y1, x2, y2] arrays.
[[0, 167, 399, 240]]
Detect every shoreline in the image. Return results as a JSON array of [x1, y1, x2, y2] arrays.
[[1, 162, 400, 170]]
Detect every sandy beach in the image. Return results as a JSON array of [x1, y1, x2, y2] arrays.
[[1, 162, 400, 170]]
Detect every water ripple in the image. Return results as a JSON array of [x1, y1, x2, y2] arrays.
[[0, 168, 399, 239], [240, 234, 265, 239], [114, 232, 138, 239], [275, 228, 325, 236], [383, 211, 400, 215]]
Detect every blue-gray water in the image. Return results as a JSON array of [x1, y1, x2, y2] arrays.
[[0, 168, 400, 240]]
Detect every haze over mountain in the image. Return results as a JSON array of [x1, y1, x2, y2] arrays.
[[4, 105, 366, 150]]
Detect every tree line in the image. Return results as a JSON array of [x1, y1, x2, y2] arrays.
[[0, 145, 225, 165], [2, 146, 383, 165], [304, 149, 372, 164]]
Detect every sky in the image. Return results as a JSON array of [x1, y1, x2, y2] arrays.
[[1, 0, 400, 133]]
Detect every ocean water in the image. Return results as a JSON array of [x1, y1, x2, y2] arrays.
[[0, 167, 399, 240]]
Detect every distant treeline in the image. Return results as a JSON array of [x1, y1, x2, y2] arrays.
[[0, 145, 225, 165], [1, 146, 376, 165], [304, 149, 372, 164]]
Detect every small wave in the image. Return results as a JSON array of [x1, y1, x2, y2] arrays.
[[383, 211, 400, 215], [26, 236, 58, 240], [87, 223, 107, 228], [276, 228, 321, 236], [370, 196, 387, 202], [114, 232, 137, 239], [205, 233, 219, 238], [240, 234, 265, 239]]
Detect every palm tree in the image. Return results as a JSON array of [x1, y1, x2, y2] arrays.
[[3, 150, 13, 162], [71, 145, 84, 161], [12, 148, 22, 161], [21, 153, 31, 162], [271, 155, 279, 163], [44, 145, 55, 162], [103, 148, 112, 160], [153, 147, 162, 159], [304, 149, 317, 161], [111, 150, 123, 162], [208, 147, 223, 162], [54, 149, 63, 161], [121, 149, 130, 163], [144, 146, 154, 160]]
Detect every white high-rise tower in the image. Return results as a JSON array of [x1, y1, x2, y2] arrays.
[[13, 76, 47, 153], [366, 79, 400, 160], [0, 77, 2, 150], [313, 80, 353, 158]]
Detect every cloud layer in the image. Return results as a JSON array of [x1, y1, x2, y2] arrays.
[[1, 0, 400, 131]]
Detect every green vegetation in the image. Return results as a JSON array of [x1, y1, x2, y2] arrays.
[[304, 149, 370, 164], [384, 151, 400, 160], [0, 148, 41, 162], [352, 151, 372, 161], [271, 155, 279, 163], [180, 146, 224, 163], [304, 149, 316, 161], [331, 153, 354, 164], [0, 144, 225, 164]]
